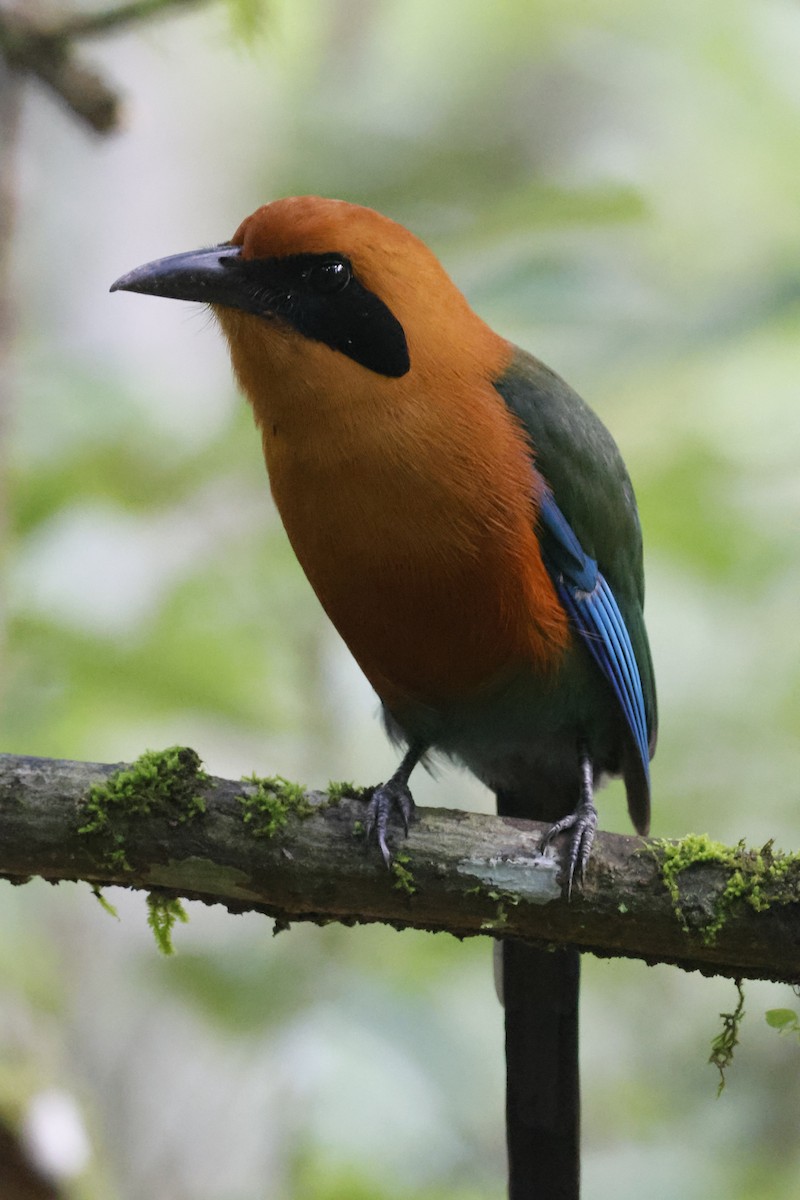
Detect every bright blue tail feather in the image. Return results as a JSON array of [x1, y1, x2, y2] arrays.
[[539, 491, 651, 782]]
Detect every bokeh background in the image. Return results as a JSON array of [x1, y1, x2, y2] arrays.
[[2, 1, 800, 1197]]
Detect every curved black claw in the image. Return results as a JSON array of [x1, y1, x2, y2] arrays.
[[364, 779, 416, 866], [540, 799, 598, 897], [362, 742, 425, 866], [540, 742, 598, 897]]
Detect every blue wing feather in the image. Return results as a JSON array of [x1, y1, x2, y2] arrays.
[[539, 490, 651, 784]]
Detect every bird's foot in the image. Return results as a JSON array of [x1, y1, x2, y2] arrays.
[[539, 798, 597, 898], [364, 778, 416, 867]]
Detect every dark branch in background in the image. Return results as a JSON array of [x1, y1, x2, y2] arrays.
[[0, 0, 210, 133], [1, 751, 799, 984]]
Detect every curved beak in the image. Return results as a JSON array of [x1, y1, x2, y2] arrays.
[[110, 244, 244, 305]]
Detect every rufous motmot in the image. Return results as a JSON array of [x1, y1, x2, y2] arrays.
[[112, 196, 657, 1200]]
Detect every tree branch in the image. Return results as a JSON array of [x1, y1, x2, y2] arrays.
[[0, 1, 211, 133], [1, 750, 798, 984]]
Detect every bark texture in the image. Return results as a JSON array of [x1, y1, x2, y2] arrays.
[[1, 751, 799, 984]]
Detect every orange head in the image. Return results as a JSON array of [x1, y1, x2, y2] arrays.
[[112, 196, 507, 418]]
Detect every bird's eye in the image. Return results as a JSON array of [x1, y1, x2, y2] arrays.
[[309, 257, 351, 294]]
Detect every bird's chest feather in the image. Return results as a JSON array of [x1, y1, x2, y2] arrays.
[[258, 377, 569, 709]]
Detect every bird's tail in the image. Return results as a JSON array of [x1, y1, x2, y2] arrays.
[[501, 940, 581, 1199]]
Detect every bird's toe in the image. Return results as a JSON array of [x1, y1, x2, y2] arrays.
[[540, 800, 598, 897], [364, 780, 416, 866]]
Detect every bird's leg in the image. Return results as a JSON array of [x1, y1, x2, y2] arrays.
[[364, 742, 425, 867], [539, 740, 597, 897]]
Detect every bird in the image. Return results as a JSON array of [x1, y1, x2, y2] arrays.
[[111, 196, 657, 1200]]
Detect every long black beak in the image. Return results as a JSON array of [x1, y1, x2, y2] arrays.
[[110, 244, 244, 304]]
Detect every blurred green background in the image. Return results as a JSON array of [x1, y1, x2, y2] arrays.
[[2, 0, 800, 1196]]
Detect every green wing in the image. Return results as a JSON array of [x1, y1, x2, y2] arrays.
[[494, 347, 658, 809]]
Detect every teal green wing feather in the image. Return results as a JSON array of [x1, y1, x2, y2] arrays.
[[494, 348, 656, 833]]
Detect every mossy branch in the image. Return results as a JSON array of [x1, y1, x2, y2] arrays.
[[1, 749, 799, 984]]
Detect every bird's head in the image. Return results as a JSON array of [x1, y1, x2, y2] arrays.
[[111, 197, 506, 418]]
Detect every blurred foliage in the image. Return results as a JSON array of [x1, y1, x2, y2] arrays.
[[223, 0, 269, 43], [2, 0, 800, 1197]]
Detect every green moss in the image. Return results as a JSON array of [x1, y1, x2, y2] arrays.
[[654, 837, 800, 1089], [476, 888, 520, 931], [709, 980, 745, 1094], [239, 773, 314, 838], [90, 886, 119, 919], [146, 892, 189, 955], [466, 883, 523, 930], [79, 746, 209, 871], [326, 779, 365, 803], [652, 833, 800, 944], [390, 852, 417, 895]]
